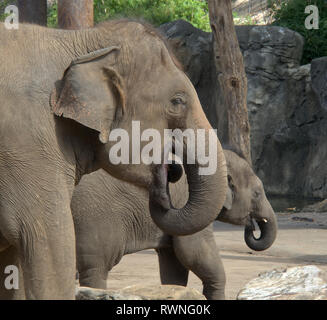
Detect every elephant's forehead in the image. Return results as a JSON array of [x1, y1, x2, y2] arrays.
[[120, 22, 183, 71], [225, 151, 254, 178]]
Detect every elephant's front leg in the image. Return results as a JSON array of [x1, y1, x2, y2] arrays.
[[173, 226, 226, 300], [0, 177, 76, 299], [20, 208, 76, 299], [156, 247, 189, 286]]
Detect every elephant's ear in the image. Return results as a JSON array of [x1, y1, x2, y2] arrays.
[[223, 175, 234, 210], [50, 46, 125, 143]]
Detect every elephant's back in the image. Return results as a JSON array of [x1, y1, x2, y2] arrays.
[[71, 169, 149, 224], [0, 24, 74, 114]]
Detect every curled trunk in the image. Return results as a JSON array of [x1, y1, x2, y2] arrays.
[[244, 201, 278, 251], [149, 134, 227, 236]]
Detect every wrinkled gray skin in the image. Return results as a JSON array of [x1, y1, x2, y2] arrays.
[[0, 21, 227, 299], [72, 150, 277, 300]]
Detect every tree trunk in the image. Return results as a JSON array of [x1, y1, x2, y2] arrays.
[[208, 0, 251, 164], [58, 0, 94, 30], [17, 0, 47, 26]]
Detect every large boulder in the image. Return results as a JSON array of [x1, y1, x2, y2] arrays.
[[159, 20, 327, 199], [76, 286, 141, 300], [237, 265, 327, 300], [76, 285, 206, 300]]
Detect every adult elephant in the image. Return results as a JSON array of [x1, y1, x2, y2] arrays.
[[0, 20, 227, 299], [72, 149, 277, 300]]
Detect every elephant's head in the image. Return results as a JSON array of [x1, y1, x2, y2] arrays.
[[50, 20, 227, 236], [218, 150, 277, 251]]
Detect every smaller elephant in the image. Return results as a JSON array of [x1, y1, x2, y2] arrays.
[[71, 150, 277, 300]]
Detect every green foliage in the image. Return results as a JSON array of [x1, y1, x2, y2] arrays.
[[4, 1, 260, 32], [47, 2, 58, 28], [46, 0, 210, 31], [93, 0, 210, 31], [0, 0, 12, 21], [268, 0, 327, 64]]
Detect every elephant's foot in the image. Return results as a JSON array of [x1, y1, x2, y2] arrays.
[[78, 267, 108, 290], [203, 283, 225, 300]]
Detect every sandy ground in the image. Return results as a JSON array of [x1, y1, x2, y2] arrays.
[[106, 211, 327, 300]]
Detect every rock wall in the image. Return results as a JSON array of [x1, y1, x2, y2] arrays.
[[160, 20, 327, 199]]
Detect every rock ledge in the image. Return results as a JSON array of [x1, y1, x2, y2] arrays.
[[237, 265, 327, 300], [76, 284, 206, 300]]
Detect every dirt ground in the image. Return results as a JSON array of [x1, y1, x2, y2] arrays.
[[107, 211, 327, 300]]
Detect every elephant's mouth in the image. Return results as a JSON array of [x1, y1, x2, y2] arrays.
[[167, 162, 184, 183], [245, 215, 266, 235], [150, 162, 174, 211], [216, 208, 251, 226], [166, 140, 184, 184], [149, 140, 184, 208]]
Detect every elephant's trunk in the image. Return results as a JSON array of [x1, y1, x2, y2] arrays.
[[149, 130, 227, 236], [244, 200, 277, 251]]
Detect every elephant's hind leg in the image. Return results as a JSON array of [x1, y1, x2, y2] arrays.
[[78, 264, 108, 289], [76, 227, 110, 289], [156, 247, 189, 286], [173, 227, 226, 300]]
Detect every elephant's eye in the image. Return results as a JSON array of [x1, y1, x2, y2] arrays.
[[171, 97, 186, 106], [167, 95, 187, 118], [228, 175, 235, 190], [253, 190, 261, 198]]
